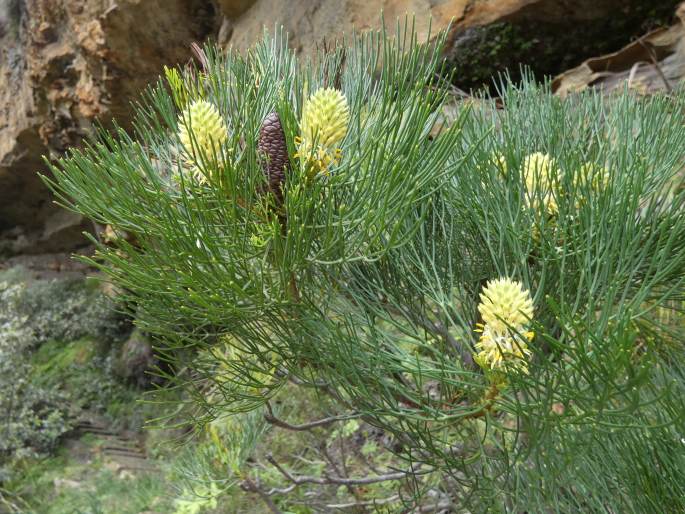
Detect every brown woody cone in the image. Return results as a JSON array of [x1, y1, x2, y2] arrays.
[[258, 112, 289, 200]]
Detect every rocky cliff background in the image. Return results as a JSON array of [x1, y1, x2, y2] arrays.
[[3, 2, 685, 511], [0, 0, 683, 257]]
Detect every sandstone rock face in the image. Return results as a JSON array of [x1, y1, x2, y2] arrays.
[[0, 0, 218, 254], [223, 0, 679, 91], [219, 0, 466, 53], [1, 0, 679, 256]]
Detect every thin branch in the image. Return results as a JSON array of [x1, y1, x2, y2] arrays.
[[240, 477, 284, 514], [321, 441, 362, 503], [335, 434, 353, 485], [264, 401, 358, 431], [264, 483, 298, 496], [326, 494, 401, 509], [414, 500, 454, 513], [637, 39, 672, 92], [266, 454, 429, 486]]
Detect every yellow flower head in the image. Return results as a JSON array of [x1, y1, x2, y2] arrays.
[[475, 325, 533, 373], [296, 88, 349, 175], [177, 99, 228, 183], [576, 162, 609, 191], [567, 162, 609, 208], [301, 88, 349, 147], [522, 152, 558, 214], [478, 278, 534, 334]]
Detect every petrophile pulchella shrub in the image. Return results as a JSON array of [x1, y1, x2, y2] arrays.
[[46, 24, 685, 511]]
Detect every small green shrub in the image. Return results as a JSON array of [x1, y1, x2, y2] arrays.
[[9, 274, 130, 346], [0, 268, 131, 472], [45, 23, 685, 512], [0, 278, 71, 465], [0, 359, 71, 461]]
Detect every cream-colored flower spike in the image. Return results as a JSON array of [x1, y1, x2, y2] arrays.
[[177, 99, 228, 183], [478, 278, 534, 334], [522, 152, 558, 214], [475, 325, 532, 374], [301, 88, 349, 148], [296, 88, 349, 175], [576, 162, 610, 191]]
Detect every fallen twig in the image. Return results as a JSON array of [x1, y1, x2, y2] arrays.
[[637, 38, 672, 92]]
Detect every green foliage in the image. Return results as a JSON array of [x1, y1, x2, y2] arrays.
[[0, 266, 130, 348], [6, 448, 173, 514], [0, 355, 71, 460], [167, 407, 270, 514], [46, 22, 685, 511], [0, 267, 133, 488], [14, 274, 130, 346], [0, 274, 72, 465], [30, 339, 132, 415]]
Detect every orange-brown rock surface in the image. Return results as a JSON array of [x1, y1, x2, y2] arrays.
[[0, 0, 218, 254], [0, 0, 679, 255], [222, 1, 678, 90]]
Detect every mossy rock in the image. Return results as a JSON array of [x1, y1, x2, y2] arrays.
[[31, 339, 96, 379], [116, 329, 157, 388], [446, 1, 680, 92]]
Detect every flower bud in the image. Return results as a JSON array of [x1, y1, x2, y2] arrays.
[[177, 99, 228, 183], [296, 88, 349, 175]]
